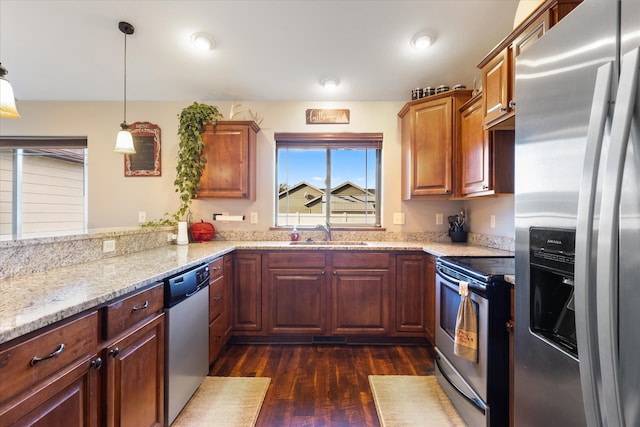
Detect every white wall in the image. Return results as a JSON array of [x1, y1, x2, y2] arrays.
[[1, 99, 513, 238]]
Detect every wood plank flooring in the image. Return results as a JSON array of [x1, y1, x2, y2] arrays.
[[209, 344, 435, 426]]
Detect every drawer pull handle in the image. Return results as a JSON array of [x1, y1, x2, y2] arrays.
[[212, 266, 222, 271], [30, 343, 65, 366], [213, 296, 222, 301], [132, 300, 149, 312], [109, 347, 120, 358]]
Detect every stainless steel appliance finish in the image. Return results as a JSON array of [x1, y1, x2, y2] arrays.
[[435, 256, 512, 427], [164, 263, 210, 426], [515, 1, 640, 425]]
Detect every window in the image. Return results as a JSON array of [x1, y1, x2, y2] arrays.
[[0, 137, 88, 240], [275, 132, 382, 227]]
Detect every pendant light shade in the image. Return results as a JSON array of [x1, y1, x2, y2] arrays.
[[0, 63, 20, 119], [114, 21, 135, 154]]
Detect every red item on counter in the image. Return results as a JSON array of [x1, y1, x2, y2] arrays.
[[190, 221, 216, 242]]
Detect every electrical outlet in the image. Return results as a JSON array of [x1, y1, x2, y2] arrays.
[[490, 215, 496, 229], [102, 240, 116, 253], [393, 212, 406, 225], [436, 213, 443, 225], [138, 211, 146, 223], [250, 212, 258, 224]]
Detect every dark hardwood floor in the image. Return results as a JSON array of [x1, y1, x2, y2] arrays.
[[209, 344, 435, 426]]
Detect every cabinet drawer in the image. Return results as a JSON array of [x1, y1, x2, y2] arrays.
[[0, 311, 98, 403], [268, 252, 326, 268], [209, 280, 224, 322], [104, 283, 164, 339], [209, 314, 226, 365], [209, 257, 224, 282], [332, 252, 389, 269]]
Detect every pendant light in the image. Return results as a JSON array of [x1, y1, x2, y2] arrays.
[[114, 21, 136, 154], [0, 63, 20, 119]]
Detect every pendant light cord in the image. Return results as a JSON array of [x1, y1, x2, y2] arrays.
[[123, 28, 127, 125]]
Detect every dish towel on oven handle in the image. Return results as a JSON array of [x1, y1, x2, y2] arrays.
[[454, 280, 478, 363]]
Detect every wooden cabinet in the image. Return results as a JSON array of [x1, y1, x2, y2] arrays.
[[233, 252, 263, 332], [478, 0, 581, 129], [0, 312, 100, 426], [209, 255, 233, 364], [399, 90, 473, 199], [103, 315, 164, 427], [266, 252, 328, 334], [425, 254, 437, 346], [103, 283, 165, 427], [331, 252, 390, 335], [395, 253, 428, 335], [198, 120, 260, 200], [458, 94, 514, 197]]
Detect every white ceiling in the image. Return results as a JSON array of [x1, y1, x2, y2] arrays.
[[0, 1, 520, 103]]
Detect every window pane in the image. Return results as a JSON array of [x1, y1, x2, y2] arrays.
[[0, 148, 87, 240], [277, 148, 326, 226], [330, 149, 377, 226]]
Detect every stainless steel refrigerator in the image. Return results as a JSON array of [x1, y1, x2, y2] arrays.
[[515, 0, 640, 426]]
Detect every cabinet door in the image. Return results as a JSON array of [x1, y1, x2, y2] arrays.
[[331, 269, 389, 334], [198, 121, 258, 200], [460, 96, 491, 196], [425, 255, 437, 345], [104, 315, 165, 427], [223, 254, 234, 338], [267, 268, 327, 334], [395, 254, 427, 334], [482, 47, 511, 127], [233, 252, 263, 332], [410, 97, 454, 196], [0, 355, 100, 427]]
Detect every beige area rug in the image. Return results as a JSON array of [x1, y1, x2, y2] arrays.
[[369, 375, 466, 427], [171, 376, 271, 427]]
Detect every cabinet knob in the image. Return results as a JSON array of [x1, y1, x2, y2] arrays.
[[505, 320, 514, 332], [483, 185, 489, 190], [109, 347, 120, 358], [508, 100, 516, 109], [213, 295, 222, 301], [333, 271, 337, 276], [91, 357, 103, 370]]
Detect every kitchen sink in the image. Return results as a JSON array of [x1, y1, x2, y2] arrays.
[[289, 241, 368, 246]]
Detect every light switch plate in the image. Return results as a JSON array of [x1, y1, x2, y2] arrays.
[[490, 215, 496, 228], [436, 213, 443, 225], [138, 211, 146, 223], [393, 212, 406, 225], [250, 212, 258, 224]]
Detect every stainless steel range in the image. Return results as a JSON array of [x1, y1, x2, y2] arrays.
[[434, 256, 513, 427]]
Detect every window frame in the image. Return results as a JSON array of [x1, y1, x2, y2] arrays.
[[274, 132, 383, 228]]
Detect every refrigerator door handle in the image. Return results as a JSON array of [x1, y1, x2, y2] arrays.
[[597, 46, 640, 427], [575, 60, 613, 427]]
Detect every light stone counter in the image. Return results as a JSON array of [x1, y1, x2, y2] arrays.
[[0, 240, 512, 345]]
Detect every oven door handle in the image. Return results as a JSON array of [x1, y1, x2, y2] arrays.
[[435, 353, 487, 414]]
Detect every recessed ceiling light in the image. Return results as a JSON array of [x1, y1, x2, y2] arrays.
[[191, 33, 215, 50], [320, 77, 339, 89], [411, 32, 434, 50]]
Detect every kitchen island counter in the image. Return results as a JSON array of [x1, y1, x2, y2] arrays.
[[0, 240, 512, 345]]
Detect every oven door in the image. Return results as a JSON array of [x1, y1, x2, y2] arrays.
[[435, 265, 489, 403]]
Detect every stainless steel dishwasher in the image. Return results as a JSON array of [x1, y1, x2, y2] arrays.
[[164, 263, 210, 425]]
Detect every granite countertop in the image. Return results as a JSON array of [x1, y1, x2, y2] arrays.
[[0, 240, 512, 345]]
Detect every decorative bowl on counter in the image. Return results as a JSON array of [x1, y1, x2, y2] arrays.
[[190, 221, 216, 242]]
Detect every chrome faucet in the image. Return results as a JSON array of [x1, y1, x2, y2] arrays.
[[317, 222, 331, 241]]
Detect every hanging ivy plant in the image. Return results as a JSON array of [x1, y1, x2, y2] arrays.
[[174, 102, 222, 221]]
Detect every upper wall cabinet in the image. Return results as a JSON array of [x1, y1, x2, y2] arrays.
[[458, 94, 514, 197], [198, 121, 260, 200], [477, 0, 582, 129], [399, 90, 473, 200]]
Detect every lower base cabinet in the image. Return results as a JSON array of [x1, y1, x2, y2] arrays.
[[103, 314, 165, 427], [0, 354, 100, 427]]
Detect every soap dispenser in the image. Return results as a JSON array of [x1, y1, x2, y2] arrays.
[[290, 226, 299, 242]]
